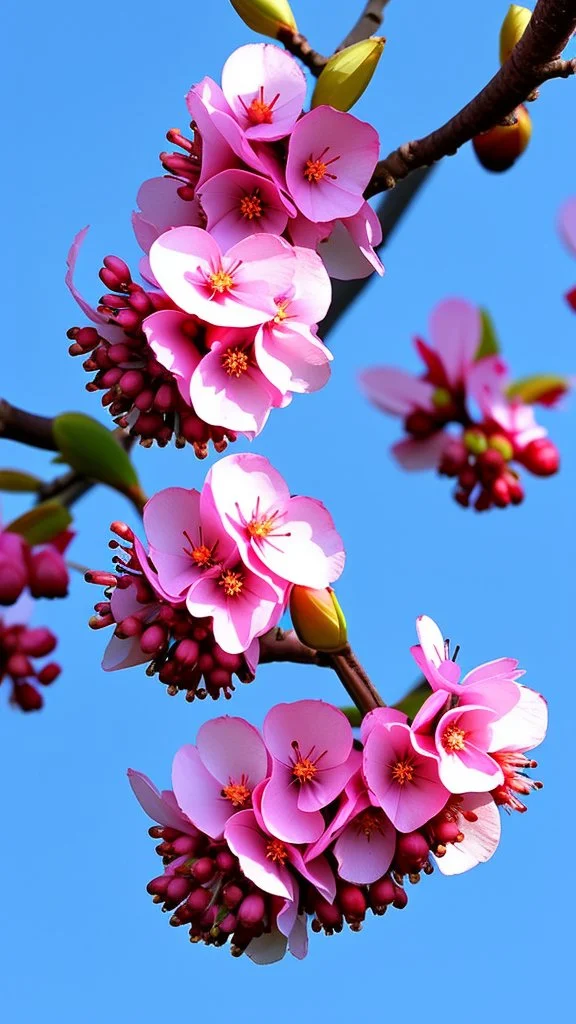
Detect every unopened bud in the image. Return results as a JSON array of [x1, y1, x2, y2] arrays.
[[519, 437, 560, 476], [463, 428, 488, 455], [290, 586, 347, 653], [311, 37, 385, 113], [472, 104, 531, 173], [229, 0, 297, 39], [499, 5, 532, 65], [487, 434, 514, 461]]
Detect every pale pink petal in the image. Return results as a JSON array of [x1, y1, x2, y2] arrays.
[[489, 685, 548, 753], [260, 764, 325, 844], [127, 768, 194, 832], [224, 809, 294, 898], [134, 176, 203, 253], [288, 847, 336, 904], [263, 699, 353, 769], [334, 812, 395, 884], [286, 107, 379, 223], [142, 309, 202, 404], [296, 755, 357, 814], [254, 321, 332, 394], [559, 196, 576, 255], [195, 716, 268, 788], [221, 44, 306, 142], [434, 793, 501, 875], [65, 228, 125, 341], [318, 204, 384, 280], [246, 928, 288, 964], [249, 495, 345, 589], [359, 367, 435, 416], [186, 567, 282, 654], [415, 615, 446, 666], [283, 245, 333, 325], [392, 433, 451, 471], [190, 341, 275, 436], [286, 913, 308, 960], [102, 634, 149, 672], [185, 79, 240, 187], [171, 744, 231, 839], [428, 299, 482, 388], [198, 168, 288, 249], [461, 657, 522, 687], [205, 451, 290, 539], [360, 707, 408, 745], [460, 678, 521, 718]]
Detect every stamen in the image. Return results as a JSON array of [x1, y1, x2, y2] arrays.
[[241, 86, 281, 125], [222, 347, 249, 377], [292, 757, 318, 784], [266, 838, 289, 864], [221, 778, 251, 808], [219, 569, 244, 598], [442, 723, 467, 752], [303, 149, 340, 184], [209, 269, 234, 294], [239, 191, 263, 220], [391, 758, 415, 785]]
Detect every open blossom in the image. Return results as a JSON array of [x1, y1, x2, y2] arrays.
[[359, 297, 564, 510], [260, 700, 356, 843], [220, 44, 307, 143], [205, 452, 345, 589], [198, 169, 289, 249]]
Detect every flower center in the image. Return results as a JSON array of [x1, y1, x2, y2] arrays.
[[182, 531, 216, 569], [243, 87, 280, 125], [356, 809, 385, 838], [239, 191, 263, 220], [274, 300, 290, 323], [209, 269, 234, 294], [266, 838, 289, 864], [292, 757, 318, 784], [221, 779, 251, 808], [391, 758, 415, 785], [222, 347, 249, 377], [247, 515, 276, 538], [442, 723, 467, 752], [219, 569, 244, 598], [303, 149, 340, 184]]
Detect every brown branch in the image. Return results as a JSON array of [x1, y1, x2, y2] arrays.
[[276, 27, 328, 77], [368, 0, 576, 194], [336, 0, 390, 50], [0, 399, 57, 452], [259, 629, 384, 716]]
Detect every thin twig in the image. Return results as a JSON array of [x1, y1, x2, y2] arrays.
[[336, 0, 390, 50], [276, 27, 328, 77], [367, 0, 576, 194]]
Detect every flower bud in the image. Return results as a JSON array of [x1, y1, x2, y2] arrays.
[[519, 437, 560, 476], [311, 37, 385, 113], [487, 433, 514, 461], [289, 586, 347, 653], [472, 104, 531, 173], [463, 428, 488, 456], [499, 5, 532, 65], [229, 0, 297, 39], [27, 547, 69, 599]]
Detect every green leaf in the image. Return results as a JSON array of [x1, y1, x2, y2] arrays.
[[6, 501, 72, 545], [0, 469, 43, 493], [393, 679, 430, 721], [53, 412, 145, 508], [475, 308, 500, 360], [339, 705, 362, 728], [507, 373, 569, 405]]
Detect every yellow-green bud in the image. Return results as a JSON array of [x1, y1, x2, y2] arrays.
[[488, 434, 514, 461], [229, 0, 297, 39], [290, 586, 348, 653], [499, 5, 532, 65], [463, 429, 488, 455], [311, 37, 385, 113], [431, 387, 452, 409]]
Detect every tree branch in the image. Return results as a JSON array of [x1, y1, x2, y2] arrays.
[[337, 1, 390, 50], [367, 0, 576, 194], [0, 399, 57, 452]]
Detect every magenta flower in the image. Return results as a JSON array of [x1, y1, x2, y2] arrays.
[[220, 44, 306, 142], [191, 326, 287, 436], [363, 722, 450, 833], [149, 226, 295, 328], [186, 560, 283, 655], [307, 767, 396, 885], [171, 716, 269, 839], [186, 76, 269, 181], [133, 176, 204, 256], [0, 592, 60, 712], [431, 793, 501, 876], [141, 309, 204, 405], [286, 106, 379, 223], [225, 808, 335, 903], [205, 452, 345, 589], [127, 767, 199, 836], [198, 169, 289, 249], [259, 700, 356, 844]]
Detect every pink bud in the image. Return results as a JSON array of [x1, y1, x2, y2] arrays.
[[238, 894, 266, 927], [19, 627, 57, 658], [28, 548, 69, 599], [139, 624, 167, 655], [520, 438, 560, 476], [191, 857, 216, 883], [37, 662, 61, 686], [13, 681, 43, 711]]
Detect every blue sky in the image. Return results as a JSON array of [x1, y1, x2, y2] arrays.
[[1, 1, 574, 1019]]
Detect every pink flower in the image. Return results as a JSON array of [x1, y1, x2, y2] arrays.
[[171, 716, 269, 839], [149, 226, 295, 328], [286, 106, 379, 223], [225, 808, 335, 903], [558, 195, 576, 310], [306, 766, 396, 884], [431, 704, 505, 793], [133, 176, 204, 256], [186, 77, 268, 181], [259, 700, 356, 844], [489, 683, 547, 812], [362, 721, 450, 833], [316, 203, 384, 280], [431, 793, 501, 876], [127, 767, 199, 836], [220, 44, 306, 143], [192, 326, 287, 436], [254, 245, 333, 394], [198, 169, 289, 249], [205, 452, 345, 589]]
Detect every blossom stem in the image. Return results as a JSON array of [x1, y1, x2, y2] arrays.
[[329, 646, 386, 716]]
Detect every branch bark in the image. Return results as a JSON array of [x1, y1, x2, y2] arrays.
[[0, 400, 57, 452], [337, 0, 389, 50], [278, 0, 390, 75], [367, 0, 576, 194]]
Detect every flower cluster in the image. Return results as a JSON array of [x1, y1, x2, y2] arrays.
[[130, 615, 546, 964], [0, 518, 68, 711], [360, 298, 566, 510], [67, 43, 382, 453], [87, 453, 344, 699]]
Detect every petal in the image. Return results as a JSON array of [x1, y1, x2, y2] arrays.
[[224, 810, 294, 899], [255, 322, 332, 395], [186, 567, 282, 654], [359, 367, 435, 416], [489, 685, 548, 753], [392, 433, 450, 471], [334, 813, 395, 884], [263, 699, 353, 769], [127, 768, 193, 832], [221, 44, 306, 142], [360, 707, 408, 745], [195, 716, 268, 788], [142, 310, 202, 404], [102, 634, 149, 672], [134, 176, 203, 252], [434, 793, 501, 876], [558, 196, 576, 255], [246, 928, 288, 965], [65, 228, 125, 340], [415, 615, 445, 666], [171, 744, 231, 839], [296, 755, 357, 814], [185, 78, 240, 187], [428, 298, 482, 389], [198, 168, 288, 250], [363, 723, 449, 833], [260, 763, 325, 844], [250, 494, 345, 589], [190, 342, 275, 435]]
